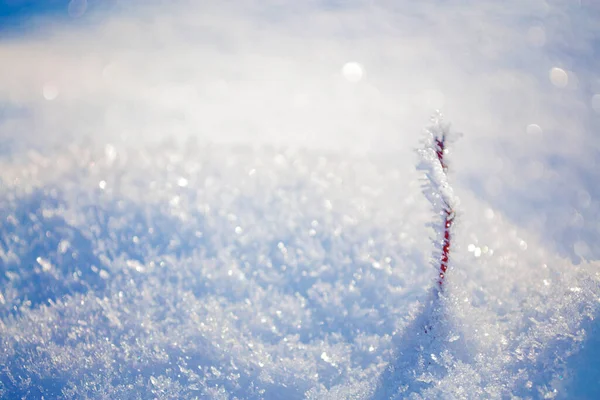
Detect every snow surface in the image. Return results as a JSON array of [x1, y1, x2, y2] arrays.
[[1, 0, 600, 398], [0, 135, 598, 399]]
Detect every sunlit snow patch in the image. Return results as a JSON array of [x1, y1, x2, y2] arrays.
[[0, 140, 598, 399]]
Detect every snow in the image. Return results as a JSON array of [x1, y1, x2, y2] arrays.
[[1, 0, 600, 398], [0, 138, 598, 399]]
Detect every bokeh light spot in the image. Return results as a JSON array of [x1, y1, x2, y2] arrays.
[[549, 67, 568, 88], [42, 83, 59, 100], [342, 62, 364, 83], [526, 123, 542, 136], [177, 177, 189, 187]]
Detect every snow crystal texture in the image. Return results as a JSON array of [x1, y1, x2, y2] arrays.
[[0, 138, 598, 399]]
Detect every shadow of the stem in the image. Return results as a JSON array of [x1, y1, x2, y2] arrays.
[[372, 288, 462, 399]]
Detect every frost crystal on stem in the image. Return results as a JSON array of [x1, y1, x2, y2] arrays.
[[417, 111, 458, 290]]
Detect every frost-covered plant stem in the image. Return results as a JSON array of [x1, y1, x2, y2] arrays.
[[435, 143, 454, 287], [418, 112, 458, 292]]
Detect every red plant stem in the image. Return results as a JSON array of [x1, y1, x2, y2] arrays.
[[435, 136, 454, 287], [435, 138, 447, 171], [438, 209, 454, 286]]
